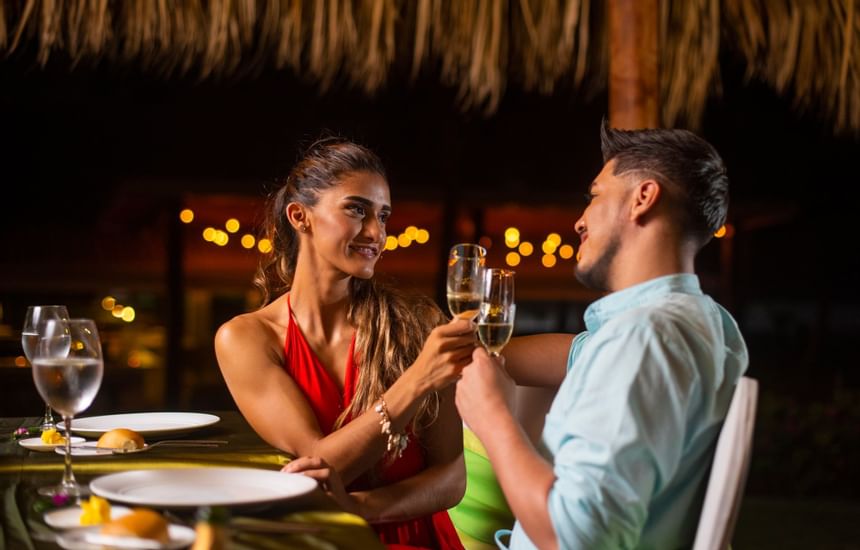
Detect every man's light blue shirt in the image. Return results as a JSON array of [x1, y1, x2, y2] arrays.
[[506, 274, 748, 549]]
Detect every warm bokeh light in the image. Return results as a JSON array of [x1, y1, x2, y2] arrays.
[[101, 296, 116, 311], [14, 356, 27, 367], [112, 305, 124, 318], [542, 240, 558, 254], [214, 230, 229, 246], [505, 252, 521, 266], [405, 226, 418, 239], [121, 307, 135, 322], [179, 209, 194, 223], [415, 229, 430, 244], [478, 236, 492, 250], [225, 218, 240, 233], [559, 244, 574, 259], [398, 233, 412, 247], [542, 254, 557, 268], [258, 238, 273, 253], [576, 250, 582, 262], [241, 234, 256, 249], [385, 235, 398, 250], [203, 227, 216, 242], [714, 225, 727, 238], [518, 242, 534, 256], [127, 352, 142, 368], [504, 227, 520, 247], [547, 232, 562, 246]]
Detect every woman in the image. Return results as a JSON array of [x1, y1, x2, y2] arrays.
[[215, 136, 474, 549]]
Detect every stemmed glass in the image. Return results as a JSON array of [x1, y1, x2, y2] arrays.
[[476, 268, 516, 357], [31, 318, 104, 497], [22, 305, 71, 431], [446, 243, 487, 320]]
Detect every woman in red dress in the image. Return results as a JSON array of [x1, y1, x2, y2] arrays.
[[215, 137, 473, 549]]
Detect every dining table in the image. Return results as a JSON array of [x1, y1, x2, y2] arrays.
[[0, 410, 385, 550]]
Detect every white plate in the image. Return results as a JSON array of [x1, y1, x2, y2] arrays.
[[56, 524, 195, 550], [68, 413, 220, 438], [55, 442, 113, 457], [18, 436, 85, 452], [91, 467, 318, 508], [44, 505, 133, 529]]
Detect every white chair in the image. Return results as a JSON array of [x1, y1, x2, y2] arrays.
[[692, 376, 759, 550]]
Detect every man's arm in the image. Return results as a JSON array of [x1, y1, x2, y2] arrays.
[[502, 334, 574, 387], [456, 348, 559, 550]]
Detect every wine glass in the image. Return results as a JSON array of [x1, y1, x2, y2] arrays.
[[476, 268, 516, 357], [31, 318, 104, 497], [22, 305, 71, 431], [446, 243, 487, 320]]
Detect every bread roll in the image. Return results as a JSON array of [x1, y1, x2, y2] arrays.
[[100, 508, 169, 544], [96, 428, 145, 450]]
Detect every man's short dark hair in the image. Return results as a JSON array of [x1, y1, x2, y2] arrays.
[[600, 124, 729, 249]]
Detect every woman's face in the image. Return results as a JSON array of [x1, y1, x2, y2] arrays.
[[303, 170, 391, 280]]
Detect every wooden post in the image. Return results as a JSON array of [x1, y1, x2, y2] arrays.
[[608, 0, 659, 129]]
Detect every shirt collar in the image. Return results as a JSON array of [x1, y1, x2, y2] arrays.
[[583, 273, 702, 332]]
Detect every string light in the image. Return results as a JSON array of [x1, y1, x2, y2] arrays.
[[505, 252, 521, 266], [241, 234, 256, 249], [542, 254, 557, 268], [504, 227, 520, 248], [559, 244, 574, 259], [179, 209, 194, 223], [225, 218, 240, 233], [518, 242, 534, 256]]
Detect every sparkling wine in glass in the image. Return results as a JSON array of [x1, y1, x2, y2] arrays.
[[32, 318, 104, 497], [446, 243, 486, 320], [477, 268, 516, 357], [22, 305, 71, 431]]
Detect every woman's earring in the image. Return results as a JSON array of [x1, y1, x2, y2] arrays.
[[298, 224, 307, 233]]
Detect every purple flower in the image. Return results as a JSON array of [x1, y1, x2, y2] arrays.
[[51, 493, 70, 506], [14, 427, 28, 436]]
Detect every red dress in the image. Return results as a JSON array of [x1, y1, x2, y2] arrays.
[[283, 298, 465, 550]]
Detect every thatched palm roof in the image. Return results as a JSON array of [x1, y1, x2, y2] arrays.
[[1, 0, 857, 135]]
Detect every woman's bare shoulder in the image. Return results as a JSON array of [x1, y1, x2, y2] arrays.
[[215, 302, 287, 354]]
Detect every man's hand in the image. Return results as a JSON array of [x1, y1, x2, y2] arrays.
[[282, 456, 361, 516], [455, 346, 516, 439]]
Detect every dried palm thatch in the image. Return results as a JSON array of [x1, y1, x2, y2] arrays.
[[1, 0, 858, 135]]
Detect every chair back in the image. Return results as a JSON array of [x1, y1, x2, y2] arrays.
[[692, 376, 758, 550]]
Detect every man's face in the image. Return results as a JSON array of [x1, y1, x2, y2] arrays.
[[573, 160, 632, 292]]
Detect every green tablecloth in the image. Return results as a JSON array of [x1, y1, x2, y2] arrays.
[[0, 412, 384, 550]]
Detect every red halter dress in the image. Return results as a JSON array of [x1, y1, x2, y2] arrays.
[[283, 297, 464, 550]]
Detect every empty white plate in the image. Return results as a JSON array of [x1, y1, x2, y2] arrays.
[[18, 436, 85, 452]]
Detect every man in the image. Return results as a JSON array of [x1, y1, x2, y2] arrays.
[[455, 124, 749, 549]]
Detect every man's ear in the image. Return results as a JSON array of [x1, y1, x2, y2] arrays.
[[629, 179, 661, 222], [286, 202, 309, 232]]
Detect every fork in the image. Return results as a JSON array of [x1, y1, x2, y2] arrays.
[[110, 439, 228, 454]]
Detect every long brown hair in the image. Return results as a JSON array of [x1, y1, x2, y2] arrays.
[[255, 136, 443, 434]]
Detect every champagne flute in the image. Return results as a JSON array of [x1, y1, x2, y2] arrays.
[[477, 268, 516, 357], [446, 243, 487, 320], [22, 305, 71, 431], [32, 318, 104, 497]]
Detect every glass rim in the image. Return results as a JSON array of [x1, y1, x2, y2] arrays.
[[449, 243, 487, 256], [485, 267, 516, 276]]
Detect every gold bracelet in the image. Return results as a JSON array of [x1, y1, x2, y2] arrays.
[[374, 397, 409, 458]]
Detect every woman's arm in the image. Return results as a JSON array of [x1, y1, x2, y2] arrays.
[[216, 315, 474, 486], [502, 333, 575, 387], [348, 385, 466, 522]]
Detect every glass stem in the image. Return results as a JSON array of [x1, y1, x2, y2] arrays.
[[43, 403, 54, 428], [62, 415, 76, 491]]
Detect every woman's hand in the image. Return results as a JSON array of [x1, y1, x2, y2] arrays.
[[282, 457, 361, 516], [407, 318, 477, 394]]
